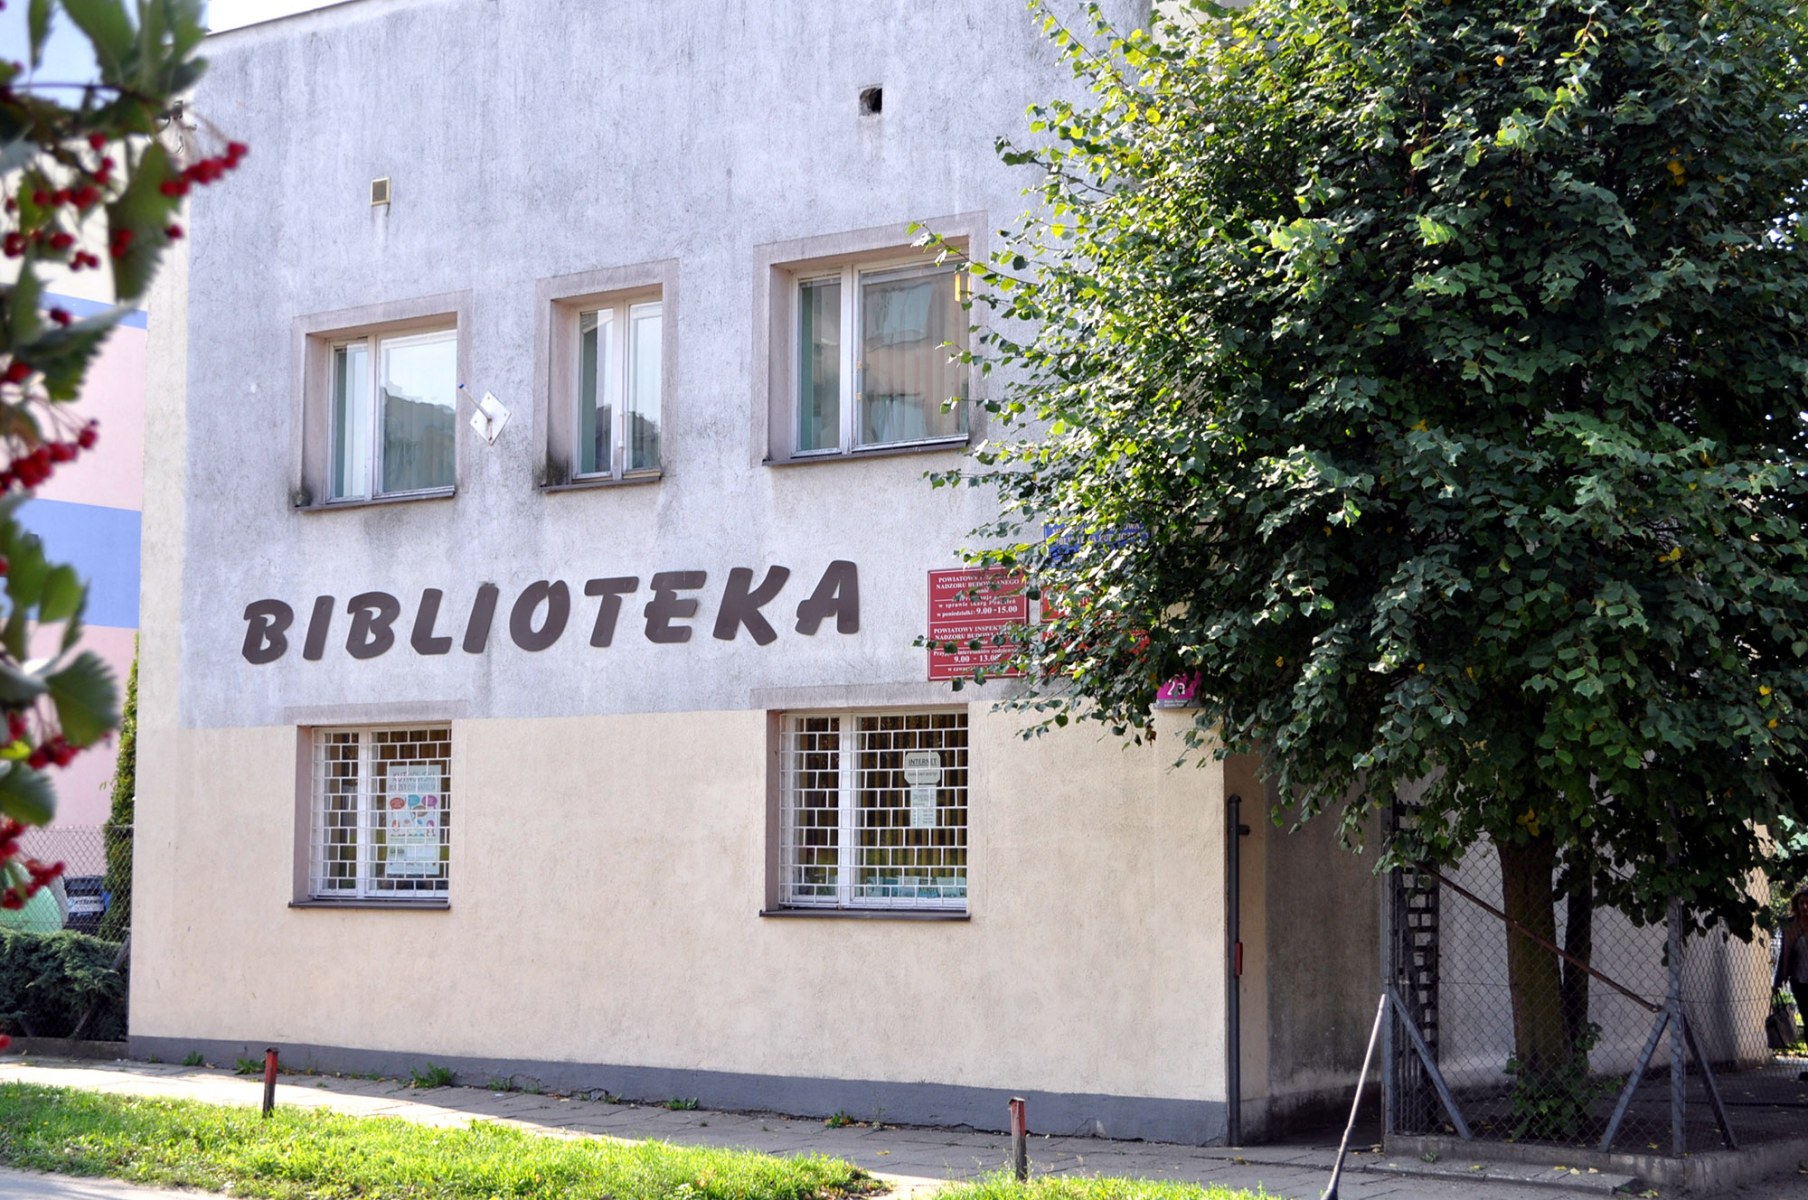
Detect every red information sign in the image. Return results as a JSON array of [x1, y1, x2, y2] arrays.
[[928, 568, 1028, 681]]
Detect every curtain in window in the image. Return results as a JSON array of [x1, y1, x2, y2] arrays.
[[859, 267, 966, 447]]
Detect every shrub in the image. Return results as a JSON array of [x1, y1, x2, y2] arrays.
[[0, 927, 127, 1040]]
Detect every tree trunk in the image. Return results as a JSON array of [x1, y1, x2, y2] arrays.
[[1495, 831, 1573, 1079], [1560, 866, 1594, 1057]]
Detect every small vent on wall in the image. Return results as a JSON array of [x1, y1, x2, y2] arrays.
[[859, 86, 882, 116], [370, 177, 391, 206]]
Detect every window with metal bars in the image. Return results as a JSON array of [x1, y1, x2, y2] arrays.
[[309, 726, 451, 901], [779, 710, 967, 911]]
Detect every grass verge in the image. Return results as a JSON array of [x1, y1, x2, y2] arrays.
[[0, 1082, 878, 1200]]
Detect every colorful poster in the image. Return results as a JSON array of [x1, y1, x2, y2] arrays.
[[384, 764, 443, 877], [927, 568, 1028, 681]]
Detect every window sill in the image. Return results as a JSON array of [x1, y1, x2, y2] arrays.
[[540, 471, 663, 494], [765, 438, 967, 468], [290, 898, 450, 911], [759, 907, 968, 922], [297, 488, 456, 513]]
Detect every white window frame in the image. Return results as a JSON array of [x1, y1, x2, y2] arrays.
[[790, 258, 970, 459], [752, 216, 986, 467], [778, 709, 969, 912], [535, 261, 677, 491], [307, 725, 452, 902], [574, 296, 663, 480], [327, 327, 459, 502], [293, 293, 470, 511]]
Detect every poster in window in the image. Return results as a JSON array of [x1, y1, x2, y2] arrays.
[[385, 763, 442, 876]]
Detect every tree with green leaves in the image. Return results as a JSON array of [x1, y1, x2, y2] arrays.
[[0, 0, 239, 937], [940, 0, 1808, 1105], [98, 642, 132, 940]]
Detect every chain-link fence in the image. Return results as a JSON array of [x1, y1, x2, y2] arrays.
[[1387, 840, 1806, 1156], [0, 824, 132, 1040]]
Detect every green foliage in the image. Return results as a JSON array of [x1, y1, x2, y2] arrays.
[[0, 1083, 880, 1200], [180, 1051, 202, 1067], [0, 926, 125, 1039], [409, 1062, 455, 1089], [1505, 1023, 1612, 1141], [97, 645, 134, 940], [665, 1096, 700, 1111], [942, 0, 1808, 941], [232, 1057, 261, 1076]]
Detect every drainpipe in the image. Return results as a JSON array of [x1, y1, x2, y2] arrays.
[[1227, 792, 1243, 1146]]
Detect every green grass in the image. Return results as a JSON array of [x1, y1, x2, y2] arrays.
[[0, 1083, 878, 1200]]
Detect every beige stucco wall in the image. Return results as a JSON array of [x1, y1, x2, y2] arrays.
[[130, 708, 1229, 1105]]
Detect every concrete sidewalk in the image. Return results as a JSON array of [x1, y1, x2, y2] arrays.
[[0, 1054, 1792, 1200]]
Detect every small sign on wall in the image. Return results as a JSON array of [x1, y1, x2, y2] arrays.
[[927, 568, 1027, 681]]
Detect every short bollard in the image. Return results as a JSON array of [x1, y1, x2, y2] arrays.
[[261, 1048, 279, 1117], [1008, 1096, 1028, 1182]]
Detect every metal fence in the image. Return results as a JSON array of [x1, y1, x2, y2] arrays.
[[9, 823, 131, 941], [1387, 839, 1806, 1156]]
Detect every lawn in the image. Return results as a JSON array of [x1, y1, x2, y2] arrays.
[[0, 1083, 877, 1200]]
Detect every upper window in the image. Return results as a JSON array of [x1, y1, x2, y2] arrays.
[[793, 261, 968, 456], [777, 710, 968, 912], [755, 218, 984, 466], [576, 297, 662, 478], [307, 725, 451, 902], [328, 328, 458, 501], [536, 262, 675, 490]]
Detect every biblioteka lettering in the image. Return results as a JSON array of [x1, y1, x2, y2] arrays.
[[240, 561, 860, 663]]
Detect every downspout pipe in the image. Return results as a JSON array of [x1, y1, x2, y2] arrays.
[[1227, 793, 1242, 1146]]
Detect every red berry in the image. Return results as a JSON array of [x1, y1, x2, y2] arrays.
[[49, 307, 71, 327], [29, 189, 47, 206], [2, 361, 30, 384], [48, 232, 73, 250], [77, 424, 97, 449], [48, 442, 73, 463], [88, 132, 106, 150], [166, 223, 183, 240]]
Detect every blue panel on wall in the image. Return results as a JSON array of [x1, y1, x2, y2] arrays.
[[15, 499, 140, 629]]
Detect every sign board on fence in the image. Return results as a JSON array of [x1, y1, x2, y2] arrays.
[[927, 568, 1028, 681]]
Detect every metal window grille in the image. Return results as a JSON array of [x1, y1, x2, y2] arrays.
[[309, 726, 451, 900], [780, 710, 967, 910]]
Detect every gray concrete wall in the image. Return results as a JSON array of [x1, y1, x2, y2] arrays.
[[1245, 778, 1384, 1136]]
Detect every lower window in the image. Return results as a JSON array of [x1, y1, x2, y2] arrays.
[[779, 710, 968, 911], [308, 726, 452, 900]]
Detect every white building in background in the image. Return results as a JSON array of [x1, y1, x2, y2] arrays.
[[133, 0, 1387, 1143]]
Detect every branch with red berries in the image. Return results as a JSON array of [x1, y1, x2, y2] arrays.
[[0, 0, 229, 993]]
